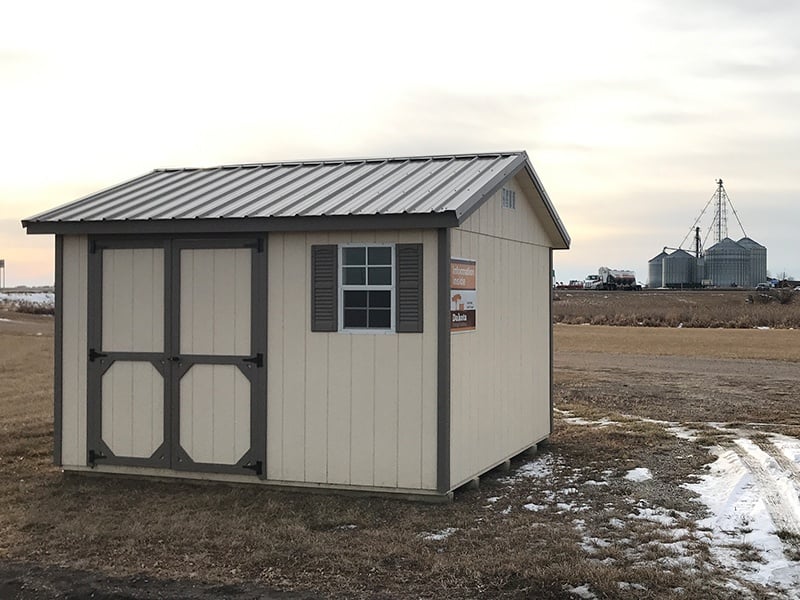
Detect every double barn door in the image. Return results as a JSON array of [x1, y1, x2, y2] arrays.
[[86, 237, 266, 476]]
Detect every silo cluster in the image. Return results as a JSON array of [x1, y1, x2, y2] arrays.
[[648, 237, 767, 288]]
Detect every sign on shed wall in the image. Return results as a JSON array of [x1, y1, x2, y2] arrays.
[[450, 258, 476, 331]]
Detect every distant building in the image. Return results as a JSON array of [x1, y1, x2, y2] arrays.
[[647, 237, 767, 288]]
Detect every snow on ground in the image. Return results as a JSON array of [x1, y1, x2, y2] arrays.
[[685, 438, 800, 595], [0, 291, 55, 305], [624, 467, 652, 482], [553, 410, 800, 597], [421, 527, 459, 541]]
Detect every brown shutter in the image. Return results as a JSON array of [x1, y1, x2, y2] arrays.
[[311, 245, 338, 332], [396, 243, 423, 333]]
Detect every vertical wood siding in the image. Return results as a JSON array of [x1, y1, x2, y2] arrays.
[[267, 230, 438, 491], [101, 361, 163, 458], [61, 235, 88, 466], [449, 176, 553, 487], [179, 364, 250, 464], [102, 248, 164, 352], [180, 248, 251, 356]]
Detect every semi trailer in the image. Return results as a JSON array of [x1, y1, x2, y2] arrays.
[[584, 267, 641, 291]]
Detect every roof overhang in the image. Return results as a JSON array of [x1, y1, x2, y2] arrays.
[[22, 211, 461, 235]]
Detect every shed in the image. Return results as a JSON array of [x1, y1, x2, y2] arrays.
[[23, 151, 570, 501]]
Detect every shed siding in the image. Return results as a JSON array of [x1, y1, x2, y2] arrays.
[[267, 230, 438, 490], [61, 235, 88, 466], [449, 176, 552, 487]]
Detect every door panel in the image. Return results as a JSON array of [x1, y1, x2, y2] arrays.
[[102, 248, 164, 352], [179, 364, 251, 465], [180, 248, 251, 356], [101, 361, 164, 458]]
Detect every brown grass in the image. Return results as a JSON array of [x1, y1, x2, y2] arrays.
[[0, 314, 792, 598], [555, 323, 800, 362], [554, 290, 800, 328]]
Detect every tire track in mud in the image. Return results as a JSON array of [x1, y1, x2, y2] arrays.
[[726, 439, 800, 536]]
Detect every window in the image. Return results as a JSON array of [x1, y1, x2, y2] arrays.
[[501, 188, 516, 209], [340, 245, 394, 330], [310, 242, 422, 334]]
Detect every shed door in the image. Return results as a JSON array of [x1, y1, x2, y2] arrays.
[[87, 238, 266, 476], [172, 240, 266, 475]]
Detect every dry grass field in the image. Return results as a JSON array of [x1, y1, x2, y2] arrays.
[[1, 304, 799, 599], [554, 289, 800, 329]]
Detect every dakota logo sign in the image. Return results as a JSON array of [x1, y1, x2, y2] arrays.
[[450, 258, 476, 331]]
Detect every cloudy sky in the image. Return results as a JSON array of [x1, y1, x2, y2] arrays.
[[2, 0, 798, 286]]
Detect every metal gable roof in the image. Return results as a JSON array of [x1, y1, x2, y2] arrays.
[[23, 151, 570, 247]]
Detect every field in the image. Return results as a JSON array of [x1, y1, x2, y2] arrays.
[[2, 303, 800, 599], [554, 289, 800, 329]]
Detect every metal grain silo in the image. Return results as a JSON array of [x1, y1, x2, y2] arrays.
[[704, 238, 749, 287], [736, 237, 767, 286], [648, 251, 668, 288], [662, 249, 696, 288]]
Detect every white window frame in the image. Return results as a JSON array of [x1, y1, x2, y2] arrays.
[[338, 243, 395, 334]]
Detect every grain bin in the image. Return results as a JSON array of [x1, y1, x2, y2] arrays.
[[662, 249, 696, 288], [736, 237, 767, 286], [704, 238, 749, 287], [648, 251, 668, 288]]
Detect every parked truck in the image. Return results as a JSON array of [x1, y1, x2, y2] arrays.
[[584, 267, 641, 291]]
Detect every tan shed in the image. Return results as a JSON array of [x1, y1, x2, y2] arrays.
[[23, 151, 570, 501]]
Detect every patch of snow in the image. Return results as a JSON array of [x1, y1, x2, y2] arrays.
[[755, 326, 770, 330], [618, 582, 647, 591], [608, 518, 626, 529], [523, 503, 545, 512], [684, 443, 800, 593], [628, 506, 678, 526], [336, 524, 357, 530], [584, 480, 609, 486], [624, 467, 653, 482], [0, 292, 54, 305], [666, 425, 699, 441], [501, 455, 553, 482], [421, 527, 458, 541], [565, 584, 597, 599], [0, 317, 15, 322], [501, 506, 512, 515], [485, 496, 501, 504]]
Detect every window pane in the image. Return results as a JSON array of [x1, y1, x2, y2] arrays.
[[368, 290, 391, 308], [344, 309, 367, 328], [368, 246, 392, 265], [343, 247, 365, 265], [343, 266, 366, 285], [344, 290, 367, 308], [368, 266, 391, 285], [368, 309, 391, 328]]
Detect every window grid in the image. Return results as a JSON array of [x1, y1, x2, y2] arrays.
[[339, 244, 395, 332]]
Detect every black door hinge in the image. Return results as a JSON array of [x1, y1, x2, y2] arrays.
[[88, 449, 107, 467], [243, 353, 263, 368], [88, 348, 108, 362], [243, 460, 263, 475]]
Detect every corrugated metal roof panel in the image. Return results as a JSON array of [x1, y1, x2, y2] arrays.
[[22, 151, 570, 248]]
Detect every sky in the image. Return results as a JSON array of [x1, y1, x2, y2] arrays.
[[2, 0, 798, 286]]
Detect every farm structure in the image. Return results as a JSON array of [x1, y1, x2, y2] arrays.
[[648, 238, 767, 288], [22, 151, 570, 501], [648, 180, 767, 289]]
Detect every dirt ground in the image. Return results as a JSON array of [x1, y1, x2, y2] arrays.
[[2, 313, 800, 598]]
